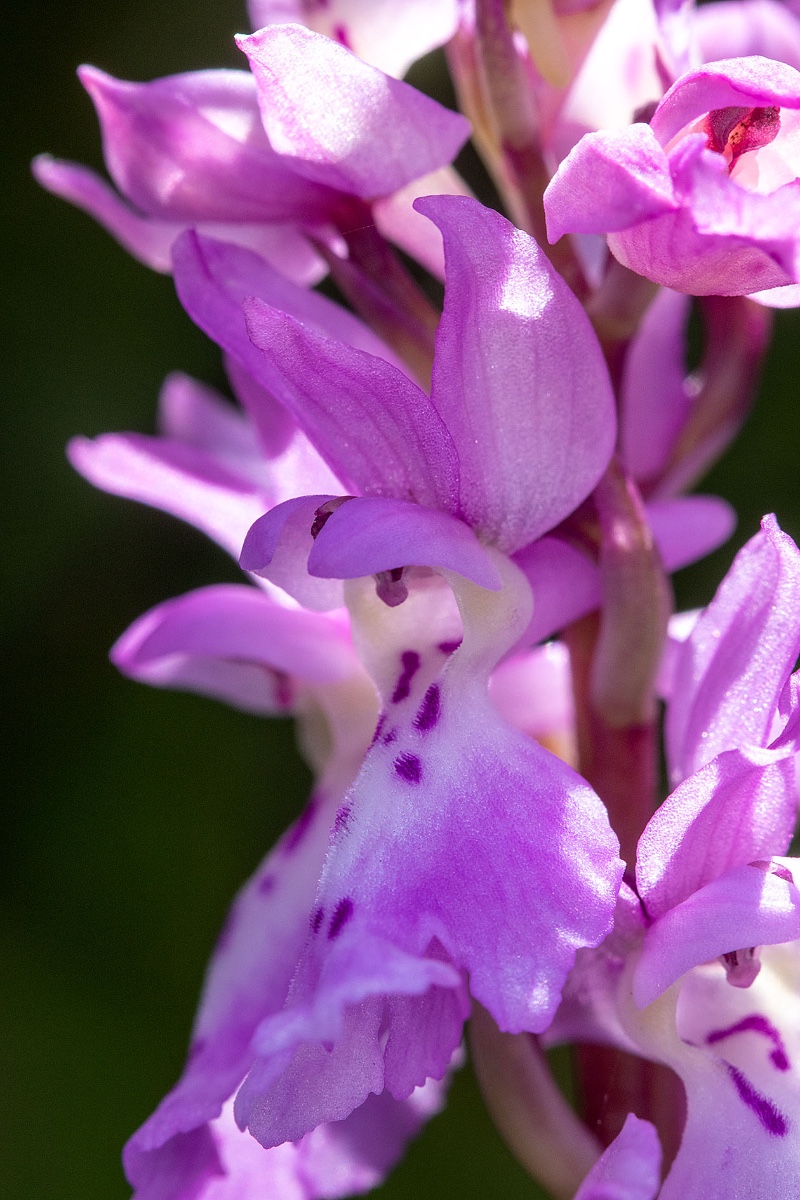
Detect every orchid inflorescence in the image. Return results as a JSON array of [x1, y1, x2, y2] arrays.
[[35, 0, 800, 1196]]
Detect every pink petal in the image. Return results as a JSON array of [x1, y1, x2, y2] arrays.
[[574, 1114, 662, 1200], [650, 56, 800, 148], [242, 298, 460, 509], [544, 124, 677, 243], [33, 153, 327, 280], [637, 746, 798, 920], [32, 155, 181, 272], [236, 26, 469, 198], [621, 288, 694, 485], [111, 585, 359, 713], [308, 496, 503, 590], [418, 196, 616, 552], [372, 166, 473, 280], [240, 495, 346, 611], [78, 64, 340, 224], [666, 514, 800, 783], [633, 862, 800, 1007], [67, 432, 270, 559]]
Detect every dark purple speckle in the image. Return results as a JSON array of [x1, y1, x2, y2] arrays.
[[371, 714, 387, 747], [311, 906, 325, 935], [725, 1063, 788, 1136], [333, 22, 353, 49], [438, 639, 462, 655], [414, 684, 441, 732], [283, 798, 318, 855], [188, 1038, 206, 1061], [328, 897, 354, 940], [333, 804, 351, 835], [258, 873, 276, 896], [382, 727, 399, 746], [392, 650, 421, 703], [394, 752, 422, 784]]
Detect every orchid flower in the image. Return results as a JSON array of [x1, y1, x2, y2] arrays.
[[545, 56, 800, 300], [552, 515, 800, 1198], [33, 24, 470, 282], [206, 191, 632, 1148]]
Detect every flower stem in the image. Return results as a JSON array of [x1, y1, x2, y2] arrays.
[[470, 1004, 602, 1198]]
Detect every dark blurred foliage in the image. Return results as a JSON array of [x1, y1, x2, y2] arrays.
[[4, 2, 800, 1197]]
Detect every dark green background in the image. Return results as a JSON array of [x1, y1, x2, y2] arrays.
[[4, 3, 800, 1197]]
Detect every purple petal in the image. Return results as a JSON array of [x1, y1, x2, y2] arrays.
[[514, 535, 601, 646], [129, 1079, 448, 1200], [67, 432, 270, 558], [126, 1124, 222, 1200], [418, 196, 616, 552], [607, 138, 800, 295], [308, 496, 503, 590], [32, 155, 181, 272], [234, 560, 622, 1144], [633, 862, 800, 1007], [666, 514, 800, 783], [172, 231, 420, 461], [31, 155, 326, 283], [223, 355, 297, 459], [647, 495, 736, 570], [514, 495, 734, 647], [247, 0, 461, 79], [488, 642, 575, 747], [621, 288, 694, 485], [650, 56, 800, 148], [78, 64, 340, 224], [574, 1114, 662, 1200], [242, 297, 460, 509], [544, 123, 677, 243], [241, 495, 346, 611], [177, 233, 404, 367], [236, 26, 469, 198], [372, 166, 473, 280], [156, 372, 273, 483], [636, 747, 798, 920], [111, 585, 359, 713], [237, 938, 466, 1145]]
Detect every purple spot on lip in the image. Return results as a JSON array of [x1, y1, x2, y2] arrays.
[[707, 1014, 790, 1071], [394, 752, 422, 784], [333, 804, 351, 835], [392, 651, 420, 703], [438, 639, 462, 655], [188, 1038, 206, 1061], [383, 727, 398, 746], [328, 897, 354, 940], [311, 906, 325, 934], [725, 1063, 788, 1136], [371, 714, 386, 747], [258, 873, 276, 896], [332, 22, 353, 49], [414, 684, 441, 732], [283, 798, 318, 855]]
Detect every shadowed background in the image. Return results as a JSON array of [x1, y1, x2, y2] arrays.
[[4, 2, 800, 1197]]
